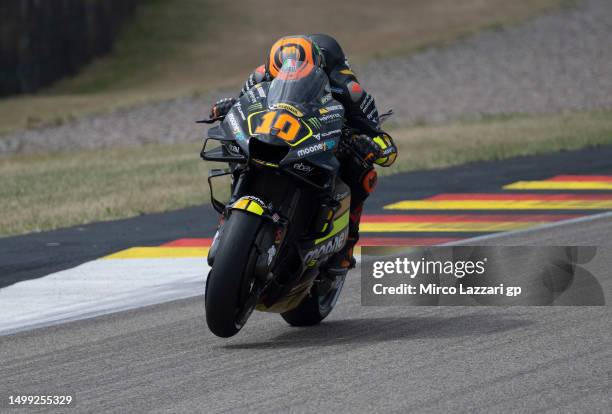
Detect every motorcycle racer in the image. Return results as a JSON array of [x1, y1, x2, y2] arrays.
[[209, 34, 397, 279]]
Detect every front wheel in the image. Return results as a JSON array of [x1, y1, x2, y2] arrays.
[[281, 273, 346, 327], [205, 210, 261, 337]]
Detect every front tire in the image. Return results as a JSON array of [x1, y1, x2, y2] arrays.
[[205, 210, 261, 337]]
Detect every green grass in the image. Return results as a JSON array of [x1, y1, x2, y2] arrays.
[[382, 110, 612, 176], [2, 109, 612, 236], [0, 143, 208, 235]]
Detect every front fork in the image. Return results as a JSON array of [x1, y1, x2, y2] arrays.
[[208, 167, 292, 273], [208, 166, 340, 283]]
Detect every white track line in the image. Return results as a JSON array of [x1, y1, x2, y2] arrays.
[[0, 258, 208, 336]]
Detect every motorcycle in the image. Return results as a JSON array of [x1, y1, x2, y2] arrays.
[[199, 59, 391, 337]]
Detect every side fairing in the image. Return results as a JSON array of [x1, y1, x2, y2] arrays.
[[220, 92, 261, 154]]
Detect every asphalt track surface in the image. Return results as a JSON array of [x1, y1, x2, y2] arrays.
[[2, 147, 612, 413], [1, 213, 611, 413]]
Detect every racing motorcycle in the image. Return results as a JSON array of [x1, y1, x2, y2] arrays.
[[199, 59, 390, 337]]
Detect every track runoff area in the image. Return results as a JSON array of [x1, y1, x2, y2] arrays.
[[2, 147, 612, 334]]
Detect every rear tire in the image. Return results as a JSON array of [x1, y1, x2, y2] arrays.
[[281, 273, 346, 327], [205, 211, 261, 337]]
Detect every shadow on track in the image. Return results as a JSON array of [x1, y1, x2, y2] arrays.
[[222, 312, 532, 350]]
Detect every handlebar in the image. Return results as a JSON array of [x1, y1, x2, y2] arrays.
[[196, 115, 225, 124], [378, 109, 394, 125]]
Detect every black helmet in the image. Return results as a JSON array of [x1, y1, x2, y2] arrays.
[[308, 34, 346, 70]]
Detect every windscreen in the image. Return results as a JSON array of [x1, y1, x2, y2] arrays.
[[267, 59, 329, 107]]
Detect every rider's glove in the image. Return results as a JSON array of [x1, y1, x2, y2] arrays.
[[210, 97, 236, 118], [352, 134, 383, 165], [371, 132, 397, 167]]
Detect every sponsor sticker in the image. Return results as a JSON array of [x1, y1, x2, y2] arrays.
[[321, 129, 341, 138], [297, 142, 326, 157], [334, 190, 350, 201], [270, 103, 303, 117], [293, 162, 313, 173], [308, 117, 322, 130], [234, 102, 246, 120], [382, 146, 395, 156], [247, 102, 264, 113], [324, 139, 336, 150], [325, 104, 344, 112], [296, 139, 335, 157], [226, 112, 244, 138], [319, 113, 342, 123], [304, 230, 348, 262], [360, 94, 373, 112], [226, 143, 240, 153], [367, 108, 378, 121], [243, 195, 266, 206]]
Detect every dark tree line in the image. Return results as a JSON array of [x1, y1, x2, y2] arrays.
[[0, 0, 139, 96]]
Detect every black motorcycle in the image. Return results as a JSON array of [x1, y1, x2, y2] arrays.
[[200, 59, 389, 337]]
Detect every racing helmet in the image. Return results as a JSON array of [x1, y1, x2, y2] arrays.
[[266, 35, 324, 78]]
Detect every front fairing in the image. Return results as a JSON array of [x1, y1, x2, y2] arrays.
[[212, 60, 345, 176]]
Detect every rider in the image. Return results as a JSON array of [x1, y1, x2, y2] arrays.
[[210, 34, 397, 278]]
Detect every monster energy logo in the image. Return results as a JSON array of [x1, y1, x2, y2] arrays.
[[308, 117, 322, 130], [247, 102, 263, 112]]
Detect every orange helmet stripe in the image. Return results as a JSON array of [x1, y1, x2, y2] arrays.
[[267, 36, 318, 77]]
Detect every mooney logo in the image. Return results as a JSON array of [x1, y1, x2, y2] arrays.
[[304, 230, 348, 262], [297, 142, 325, 157], [296, 139, 336, 157], [227, 113, 244, 138]]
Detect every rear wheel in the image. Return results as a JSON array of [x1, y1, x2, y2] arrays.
[[281, 273, 346, 326], [205, 210, 261, 337]]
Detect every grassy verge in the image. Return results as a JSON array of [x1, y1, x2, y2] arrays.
[[0, 0, 567, 136], [2, 109, 612, 236], [381, 110, 612, 176], [0, 143, 208, 235]]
